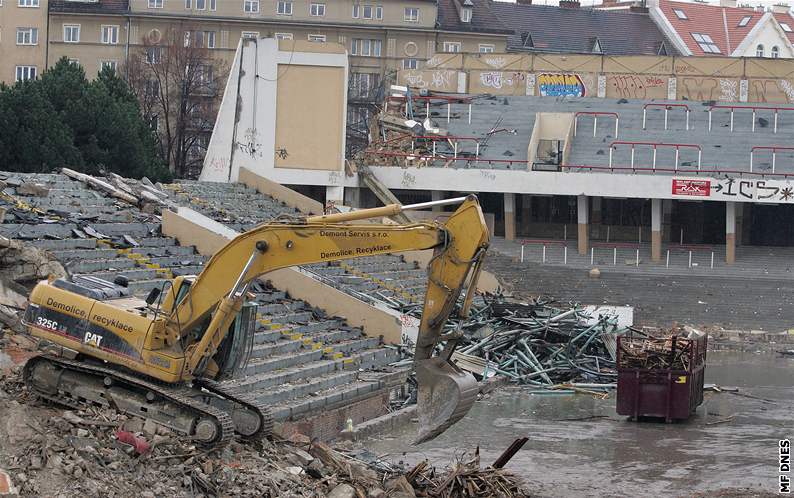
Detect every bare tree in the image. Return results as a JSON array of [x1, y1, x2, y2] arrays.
[[124, 25, 228, 178]]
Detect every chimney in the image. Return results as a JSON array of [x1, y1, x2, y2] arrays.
[[559, 0, 580, 8], [630, 2, 649, 12], [720, 0, 737, 7], [772, 3, 790, 13]]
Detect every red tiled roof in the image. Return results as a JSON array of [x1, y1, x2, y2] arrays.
[[772, 12, 794, 44], [658, 0, 762, 55]]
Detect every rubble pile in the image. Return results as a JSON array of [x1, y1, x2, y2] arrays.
[[396, 295, 626, 387], [0, 359, 529, 498]]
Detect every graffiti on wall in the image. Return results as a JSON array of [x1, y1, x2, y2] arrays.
[[483, 57, 507, 69], [401, 70, 457, 91], [537, 73, 586, 97], [679, 77, 739, 101], [608, 74, 666, 100], [671, 177, 794, 203], [479, 71, 525, 90], [748, 79, 794, 103]]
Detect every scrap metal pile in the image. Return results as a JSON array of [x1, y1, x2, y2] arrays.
[[617, 327, 704, 371], [397, 295, 627, 387]]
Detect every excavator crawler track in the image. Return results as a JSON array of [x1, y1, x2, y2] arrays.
[[23, 355, 244, 447], [195, 378, 273, 441]]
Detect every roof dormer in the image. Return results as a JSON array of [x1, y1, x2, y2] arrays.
[[456, 0, 473, 23]]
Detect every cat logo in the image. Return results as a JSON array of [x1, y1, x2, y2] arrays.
[[83, 332, 104, 348]]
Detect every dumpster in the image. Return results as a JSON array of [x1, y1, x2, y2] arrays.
[[616, 332, 707, 422]]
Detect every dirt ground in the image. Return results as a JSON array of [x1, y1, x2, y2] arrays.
[[360, 351, 793, 498]]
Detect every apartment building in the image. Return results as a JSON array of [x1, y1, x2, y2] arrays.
[[0, 0, 49, 83], [0, 0, 510, 87]]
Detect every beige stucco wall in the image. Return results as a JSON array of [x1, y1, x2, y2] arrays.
[[48, 14, 128, 77], [274, 64, 345, 170], [238, 166, 325, 214], [0, 0, 48, 83]]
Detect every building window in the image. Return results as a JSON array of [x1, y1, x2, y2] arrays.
[[404, 7, 418, 22], [242, 31, 259, 39], [197, 65, 213, 85], [277, 0, 292, 14], [738, 15, 751, 27], [782, 22, 792, 32], [16, 27, 38, 45], [757, 43, 764, 57], [403, 58, 417, 69], [442, 41, 461, 53], [350, 72, 380, 98], [146, 47, 162, 64], [196, 0, 206, 9], [244, 0, 259, 13], [18, 0, 39, 6], [479, 44, 494, 53], [101, 60, 118, 73], [63, 24, 80, 43], [15, 65, 36, 81], [376, 5, 382, 19], [205, 31, 215, 48], [148, 0, 163, 7], [310, 2, 325, 15], [145, 79, 160, 98], [352, 4, 358, 17], [308, 34, 326, 42], [210, 0, 216, 10], [185, 0, 191, 7], [691, 33, 720, 54], [68, 59, 80, 66], [362, 4, 373, 18], [772, 45, 780, 58], [101, 25, 119, 45], [461, 7, 471, 22], [673, 8, 687, 19], [351, 38, 381, 56], [275, 32, 293, 40]]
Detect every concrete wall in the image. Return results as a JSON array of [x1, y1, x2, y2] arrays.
[[397, 52, 794, 104], [161, 206, 407, 343], [526, 112, 574, 166], [238, 166, 324, 214], [200, 38, 348, 184]]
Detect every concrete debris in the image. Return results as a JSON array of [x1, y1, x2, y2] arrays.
[[0, 360, 531, 498], [0, 236, 65, 285], [61, 168, 178, 212], [16, 183, 49, 198], [0, 469, 18, 496]]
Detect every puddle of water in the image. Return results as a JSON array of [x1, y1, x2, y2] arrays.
[[362, 352, 794, 497]]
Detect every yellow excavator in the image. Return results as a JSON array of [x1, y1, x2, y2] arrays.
[[22, 195, 489, 445]]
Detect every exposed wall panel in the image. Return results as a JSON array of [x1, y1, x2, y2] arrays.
[[274, 65, 345, 170]]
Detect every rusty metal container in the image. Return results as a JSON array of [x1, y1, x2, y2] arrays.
[[616, 334, 707, 422]]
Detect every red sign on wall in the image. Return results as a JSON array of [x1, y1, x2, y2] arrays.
[[672, 179, 710, 197]]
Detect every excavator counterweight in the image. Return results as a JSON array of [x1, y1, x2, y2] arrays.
[[23, 195, 490, 445]]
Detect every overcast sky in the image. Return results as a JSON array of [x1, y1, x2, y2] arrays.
[[495, 0, 791, 8]]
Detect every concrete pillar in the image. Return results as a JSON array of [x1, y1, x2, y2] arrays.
[[577, 195, 588, 255], [726, 201, 736, 265], [662, 199, 673, 242], [651, 198, 662, 262], [504, 193, 516, 241], [344, 187, 362, 208], [521, 194, 532, 237], [326, 186, 344, 211], [735, 203, 744, 246], [431, 190, 444, 213]]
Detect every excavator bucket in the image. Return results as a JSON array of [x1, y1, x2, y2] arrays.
[[414, 357, 479, 444]]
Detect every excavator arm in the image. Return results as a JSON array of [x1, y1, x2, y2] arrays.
[[169, 195, 489, 442]]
